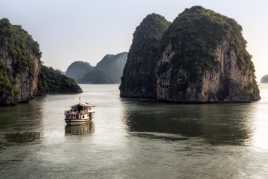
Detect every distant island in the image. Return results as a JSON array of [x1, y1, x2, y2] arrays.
[[0, 18, 81, 105], [66, 52, 128, 84], [261, 75, 268, 83], [38, 66, 82, 95], [65, 61, 93, 82], [120, 6, 260, 103]]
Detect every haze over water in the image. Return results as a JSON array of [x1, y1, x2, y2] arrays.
[[0, 84, 268, 178]]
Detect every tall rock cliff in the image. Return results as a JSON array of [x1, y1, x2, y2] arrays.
[[120, 6, 260, 103], [120, 14, 170, 98], [156, 6, 259, 102], [0, 18, 41, 105], [0, 18, 82, 105]]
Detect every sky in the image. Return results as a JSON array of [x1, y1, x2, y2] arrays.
[[0, 0, 267, 80]]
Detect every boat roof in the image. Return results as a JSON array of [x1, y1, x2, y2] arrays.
[[71, 103, 95, 108]]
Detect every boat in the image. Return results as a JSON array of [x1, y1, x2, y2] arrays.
[[65, 103, 95, 125]]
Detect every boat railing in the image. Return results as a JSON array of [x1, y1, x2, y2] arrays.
[[65, 110, 94, 116]]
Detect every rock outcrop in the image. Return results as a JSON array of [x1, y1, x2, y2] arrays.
[[261, 75, 268, 83], [38, 65, 82, 94], [66, 61, 93, 81], [120, 6, 260, 103], [120, 14, 170, 98], [73, 52, 128, 84], [156, 6, 260, 102], [0, 18, 41, 105], [96, 52, 128, 83], [0, 18, 82, 105]]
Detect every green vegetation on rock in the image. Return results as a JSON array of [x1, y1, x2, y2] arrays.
[[0, 62, 12, 92], [0, 18, 82, 105], [160, 6, 254, 82], [120, 14, 171, 98], [0, 18, 41, 73], [0, 18, 41, 105], [156, 6, 259, 102], [120, 6, 260, 102], [38, 65, 82, 94]]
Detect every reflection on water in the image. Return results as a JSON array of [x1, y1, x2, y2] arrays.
[[130, 132, 189, 141], [5, 132, 40, 143], [0, 99, 42, 132], [123, 103, 252, 145], [65, 122, 95, 136], [0, 100, 43, 149], [0, 84, 268, 178]]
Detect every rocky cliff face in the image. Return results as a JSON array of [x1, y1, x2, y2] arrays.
[[0, 18, 41, 105], [120, 14, 170, 98], [96, 52, 128, 83], [156, 6, 259, 102], [0, 18, 82, 105], [120, 6, 260, 103], [66, 61, 93, 81]]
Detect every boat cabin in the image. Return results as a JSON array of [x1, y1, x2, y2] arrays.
[[70, 103, 94, 112]]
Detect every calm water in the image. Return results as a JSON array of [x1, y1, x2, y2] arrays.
[[0, 84, 268, 179]]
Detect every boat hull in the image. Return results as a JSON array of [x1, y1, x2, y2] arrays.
[[65, 119, 92, 125]]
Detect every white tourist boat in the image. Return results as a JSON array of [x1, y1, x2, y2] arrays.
[[65, 103, 95, 125]]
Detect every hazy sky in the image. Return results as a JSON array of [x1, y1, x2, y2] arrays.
[[0, 0, 267, 80]]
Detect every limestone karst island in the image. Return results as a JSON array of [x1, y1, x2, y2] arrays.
[[0, 2, 268, 179], [0, 18, 81, 105], [120, 6, 260, 103]]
